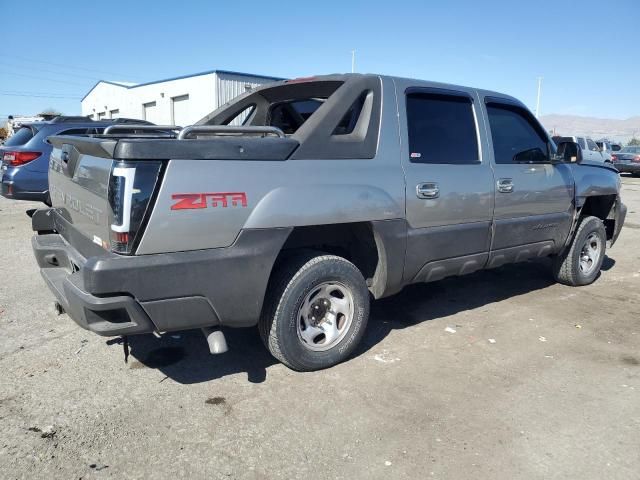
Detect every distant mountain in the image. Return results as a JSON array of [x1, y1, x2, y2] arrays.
[[540, 114, 640, 143]]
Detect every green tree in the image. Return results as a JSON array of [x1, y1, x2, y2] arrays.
[[628, 137, 640, 146]]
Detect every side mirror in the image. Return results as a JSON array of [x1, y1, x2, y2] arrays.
[[555, 141, 583, 163]]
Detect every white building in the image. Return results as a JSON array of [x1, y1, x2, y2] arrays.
[[81, 69, 283, 126]]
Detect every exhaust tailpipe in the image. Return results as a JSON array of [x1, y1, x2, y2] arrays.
[[201, 327, 228, 354]]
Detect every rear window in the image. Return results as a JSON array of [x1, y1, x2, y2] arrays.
[[268, 99, 325, 134], [406, 92, 479, 164], [622, 146, 640, 154], [5, 126, 38, 146]]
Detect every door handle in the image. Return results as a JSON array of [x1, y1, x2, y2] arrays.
[[416, 182, 439, 199], [497, 178, 514, 193]]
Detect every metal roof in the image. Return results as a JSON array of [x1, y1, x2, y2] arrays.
[[81, 69, 285, 102]]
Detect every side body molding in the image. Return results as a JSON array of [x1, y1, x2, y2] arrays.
[[243, 185, 404, 229]]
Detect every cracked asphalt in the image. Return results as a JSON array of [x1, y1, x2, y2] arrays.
[[1, 176, 639, 480]]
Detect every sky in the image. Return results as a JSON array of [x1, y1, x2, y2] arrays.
[[1, 0, 638, 122]]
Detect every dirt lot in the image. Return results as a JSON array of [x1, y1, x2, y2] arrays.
[[1, 176, 639, 480]]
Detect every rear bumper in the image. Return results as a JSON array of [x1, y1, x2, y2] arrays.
[[31, 208, 291, 336], [1, 179, 49, 202], [1, 166, 49, 202], [614, 163, 640, 174]]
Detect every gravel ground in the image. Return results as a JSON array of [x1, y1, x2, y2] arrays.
[[1, 176, 639, 480]]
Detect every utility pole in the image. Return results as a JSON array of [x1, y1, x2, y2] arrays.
[[535, 76, 543, 118], [351, 50, 356, 73]]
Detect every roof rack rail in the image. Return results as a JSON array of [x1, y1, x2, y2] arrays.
[[178, 125, 285, 140], [106, 118, 155, 125], [103, 124, 181, 135]]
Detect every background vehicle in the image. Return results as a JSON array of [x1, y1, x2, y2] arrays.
[[31, 74, 626, 371], [597, 139, 622, 158], [0, 116, 153, 203], [612, 145, 640, 176], [554, 135, 611, 164]]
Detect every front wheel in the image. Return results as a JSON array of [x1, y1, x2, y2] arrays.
[[259, 252, 370, 371], [552, 216, 606, 286]]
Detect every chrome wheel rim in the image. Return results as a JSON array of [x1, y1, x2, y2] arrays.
[[296, 282, 354, 351], [579, 232, 602, 275]]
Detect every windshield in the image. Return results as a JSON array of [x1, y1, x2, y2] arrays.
[[621, 146, 640, 154], [4, 126, 39, 147]]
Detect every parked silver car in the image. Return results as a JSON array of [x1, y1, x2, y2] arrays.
[[597, 139, 622, 159], [612, 146, 640, 176], [555, 136, 611, 164]]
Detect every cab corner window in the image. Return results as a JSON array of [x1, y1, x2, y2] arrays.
[[333, 91, 368, 135], [486, 103, 548, 164], [406, 92, 479, 165], [268, 99, 325, 134]]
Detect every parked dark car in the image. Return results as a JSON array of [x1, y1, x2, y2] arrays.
[[612, 146, 640, 176], [0, 116, 153, 204]]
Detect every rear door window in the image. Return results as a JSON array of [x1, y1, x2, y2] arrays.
[[4, 126, 38, 146], [406, 92, 479, 164], [486, 103, 549, 164], [577, 137, 586, 149], [586, 138, 599, 151]]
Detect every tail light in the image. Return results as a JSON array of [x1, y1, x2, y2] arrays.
[[108, 161, 162, 254], [3, 151, 41, 166], [634, 155, 640, 163], [611, 154, 617, 162]]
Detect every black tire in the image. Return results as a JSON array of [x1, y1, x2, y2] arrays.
[[552, 216, 606, 286], [259, 251, 370, 371]]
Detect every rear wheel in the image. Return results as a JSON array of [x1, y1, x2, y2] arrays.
[[259, 252, 370, 371], [552, 216, 606, 286]]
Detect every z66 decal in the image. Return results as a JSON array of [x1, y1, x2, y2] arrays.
[[171, 192, 248, 210]]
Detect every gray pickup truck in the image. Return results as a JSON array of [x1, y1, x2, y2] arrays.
[[30, 74, 626, 371]]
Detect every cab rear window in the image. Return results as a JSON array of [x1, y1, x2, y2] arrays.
[[268, 99, 325, 134]]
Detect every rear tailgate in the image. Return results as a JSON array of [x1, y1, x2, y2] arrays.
[[48, 136, 117, 252]]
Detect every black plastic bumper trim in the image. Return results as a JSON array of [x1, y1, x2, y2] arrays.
[[32, 223, 292, 334]]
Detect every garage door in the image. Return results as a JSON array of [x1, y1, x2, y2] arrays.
[[172, 95, 190, 127], [143, 101, 160, 123]]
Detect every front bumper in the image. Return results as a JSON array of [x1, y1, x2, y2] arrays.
[[31, 208, 290, 337]]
